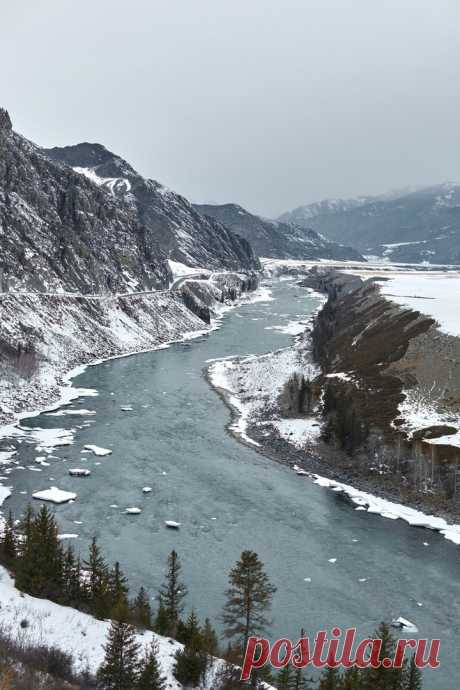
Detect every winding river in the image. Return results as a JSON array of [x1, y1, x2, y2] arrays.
[[3, 278, 458, 688]]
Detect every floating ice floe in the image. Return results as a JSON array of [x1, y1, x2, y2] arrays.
[[120, 406, 133, 412], [142, 487, 153, 493], [328, 558, 337, 563], [47, 409, 96, 417], [58, 534, 79, 540], [32, 487, 77, 504], [165, 521, 181, 529], [35, 456, 50, 466], [83, 445, 112, 456], [125, 507, 142, 515], [69, 468, 91, 477], [391, 617, 418, 633]]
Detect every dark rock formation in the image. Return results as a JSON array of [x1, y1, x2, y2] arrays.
[[43, 144, 260, 273], [303, 268, 460, 511]]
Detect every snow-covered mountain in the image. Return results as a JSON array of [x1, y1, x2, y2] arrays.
[[43, 142, 259, 278], [0, 107, 258, 295], [194, 202, 364, 261], [279, 185, 460, 264]]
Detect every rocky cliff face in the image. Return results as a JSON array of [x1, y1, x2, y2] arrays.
[[303, 268, 460, 515], [0, 119, 172, 293], [44, 144, 260, 273], [0, 109, 260, 427], [194, 202, 364, 261], [280, 186, 460, 264]]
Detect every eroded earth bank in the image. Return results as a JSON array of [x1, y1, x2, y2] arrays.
[[209, 266, 460, 530]]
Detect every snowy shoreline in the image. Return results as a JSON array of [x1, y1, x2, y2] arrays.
[[0, 280, 270, 509], [206, 331, 460, 548]]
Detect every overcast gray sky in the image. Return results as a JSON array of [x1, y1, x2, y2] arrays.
[[1, 0, 459, 217]]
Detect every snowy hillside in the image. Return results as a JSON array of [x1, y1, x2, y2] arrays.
[[0, 565, 220, 688]]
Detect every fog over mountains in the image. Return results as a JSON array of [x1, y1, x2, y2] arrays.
[[280, 184, 460, 264]]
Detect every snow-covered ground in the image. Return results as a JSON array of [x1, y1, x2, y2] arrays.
[[376, 273, 460, 337], [0, 565, 223, 688], [395, 388, 460, 448], [208, 339, 321, 450]]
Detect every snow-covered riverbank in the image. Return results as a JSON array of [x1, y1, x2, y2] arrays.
[[207, 308, 460, 548], [0, 274, 266, 512]]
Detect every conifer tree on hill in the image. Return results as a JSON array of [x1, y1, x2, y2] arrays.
[[84, 536, 112, 619], [132, 586, 152, 630], [0, 510, 17, 565], [360, 622, 405, 690], [15, 504, 63, 600], [402, 655, 423, 690], [158, 550, 188, 637], [97, 605, 141, 690], [222, 550, 277, 656], [137, 640, 167, 690]]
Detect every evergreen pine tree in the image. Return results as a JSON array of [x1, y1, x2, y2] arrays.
[[84, 537, 111, 618], [1, 510, 17, 565], [402, 655, 422, 690], [276, 664, 294, 690], [132, 586, 152, 629], [202, 617, 219, 657], [63, 544, 81, 605], [222, 550, 277, 657], [20, 504, 34, 545], [174, 636, 207, 688], [154, 595, 170, 636], [361, 622, 405, 690], [318, 664, 341, 690], [137, 640, 167, 690], [109, 561, 129, 613], [158, 550, 188, 637], [97, 615, 141, 689], [16, 504, 63, 599], [180, 609, 202, 646], [340, 667, 363, 689], [291, 667, 311, 690]]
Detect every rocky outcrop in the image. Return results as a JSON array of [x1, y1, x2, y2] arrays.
[[43, 144, 260, 273], [302, 268, 460, 515], [0, 108, 12, 132], [194, 202, 364, 261], [0, 127, 170, 293]]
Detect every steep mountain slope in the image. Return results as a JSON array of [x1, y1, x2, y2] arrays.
[[280, 185, 460, 264], [0, 111, 171, 293], [44, 143, 259, 273], [194, 202, 364, 261]]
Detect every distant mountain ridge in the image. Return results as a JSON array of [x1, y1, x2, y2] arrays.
[[194, 202, 364, 261], [279, 184, 460, 264]]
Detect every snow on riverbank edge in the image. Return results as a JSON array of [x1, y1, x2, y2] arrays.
[[207, 336, 460, 548], [0, 282, 271, 509]]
